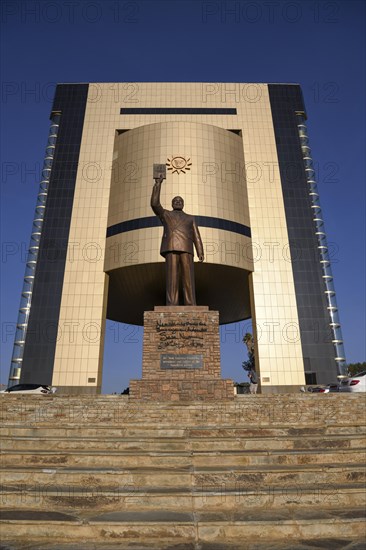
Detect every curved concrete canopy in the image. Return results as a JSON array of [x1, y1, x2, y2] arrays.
[[106, 262, 251, 326]]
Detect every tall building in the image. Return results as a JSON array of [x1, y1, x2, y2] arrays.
[[9, 83, 346, 393]]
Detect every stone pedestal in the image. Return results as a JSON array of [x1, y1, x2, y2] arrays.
[[129, 306, 234, 401]]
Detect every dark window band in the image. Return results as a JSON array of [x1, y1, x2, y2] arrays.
[[120, 108, 237, 115], [107, 216, 251, 239]]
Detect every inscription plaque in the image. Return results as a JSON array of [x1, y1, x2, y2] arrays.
[[156, 319, 207, 350], [160, 354, 203, 370]]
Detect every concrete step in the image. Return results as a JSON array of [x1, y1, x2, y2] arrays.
[[1, 433, 365, 452], [1, 482, 365, 512], [1, 394, 365, 428], [1, 447, 365, 469], [1, 463, 364, 488], [2, 424, 365, 440], [0, 507, 365, 545], [1, 541, 366, 550]]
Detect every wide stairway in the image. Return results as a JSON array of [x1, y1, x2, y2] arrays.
[[1, 394, 365, 549]]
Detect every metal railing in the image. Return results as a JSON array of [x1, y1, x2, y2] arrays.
[[8, 113, 61, 386]]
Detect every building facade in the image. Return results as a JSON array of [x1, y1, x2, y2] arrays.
[[9, 82, 346, 393]]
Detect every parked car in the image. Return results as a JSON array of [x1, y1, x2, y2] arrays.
[[326, 384, 340, 392], [300, 383, 341, 394], [0, 384, 57, 395], [339, 371, 366, 393], [309, 386, 330, 393]]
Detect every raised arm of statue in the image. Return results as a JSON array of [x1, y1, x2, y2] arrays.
[[151, 177, 164, 218]]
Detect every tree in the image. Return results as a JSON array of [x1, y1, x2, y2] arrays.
[[346, 362, 366, 377], [242, 332, 255, 373]]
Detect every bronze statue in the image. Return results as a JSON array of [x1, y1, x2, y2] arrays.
[[151, 176, 204, 306]]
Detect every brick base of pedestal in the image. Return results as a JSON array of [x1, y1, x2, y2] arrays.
[[129, 306, 234, 402]]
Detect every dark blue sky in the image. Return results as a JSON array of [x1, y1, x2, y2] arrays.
[[1, 0, 365, 392]]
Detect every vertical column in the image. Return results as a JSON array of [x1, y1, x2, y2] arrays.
[[268, 84, 341, 385], [51, 84, 113, 394], [19, 84, 89, 386], [8, 113, 61, 386], [242, 85, 306, 392], [297, 116, 346, 375]]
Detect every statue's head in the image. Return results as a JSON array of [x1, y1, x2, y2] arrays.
[[172, 196, 184, 211]]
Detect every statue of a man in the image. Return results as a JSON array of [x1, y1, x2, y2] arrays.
[[151, 176, 204, 306]]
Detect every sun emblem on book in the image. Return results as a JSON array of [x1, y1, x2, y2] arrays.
[[166, 156, 192, 174]]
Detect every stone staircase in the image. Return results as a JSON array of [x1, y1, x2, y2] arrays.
[[1, 394, 365, 549]]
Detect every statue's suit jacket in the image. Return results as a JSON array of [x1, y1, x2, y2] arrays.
[[151, 182, 204, 258]]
